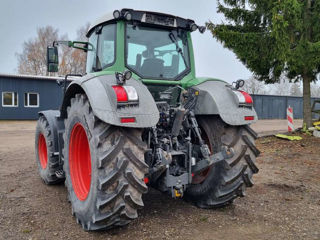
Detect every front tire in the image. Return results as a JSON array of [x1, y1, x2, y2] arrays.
[[185, 116, 260, 208], [63, 94, 148, 230]]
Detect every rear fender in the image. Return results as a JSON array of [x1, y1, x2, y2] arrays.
[[193, 81, 257, 126], [61, 74, 159, 128], [38, 110, 65, 163]]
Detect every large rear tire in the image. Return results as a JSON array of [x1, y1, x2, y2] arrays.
[[35, 116, 63, 184], [185, 116, 260, 208], [63, 94, 148, 230]]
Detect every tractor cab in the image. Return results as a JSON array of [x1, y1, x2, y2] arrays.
[[48, 9, 205, 89], [85, 9, 204, 80]]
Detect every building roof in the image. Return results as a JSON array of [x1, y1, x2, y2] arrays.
[[0, 73, 79, 81]]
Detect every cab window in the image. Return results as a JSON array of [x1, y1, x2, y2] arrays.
[[126, 23, 190, 80], [86, 23, 116, 73]]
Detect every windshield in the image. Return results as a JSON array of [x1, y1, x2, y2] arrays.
[[126, 23, 190, 80]]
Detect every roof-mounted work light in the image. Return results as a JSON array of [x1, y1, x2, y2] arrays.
[[113, 10, 121, 19], [124, 11, 132, 21], [190, 23, 198, 32], [198, 26, 206, 33]]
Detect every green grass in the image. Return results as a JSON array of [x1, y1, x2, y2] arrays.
[[22, 229, 31, 234], [199, 216, 209, 222]]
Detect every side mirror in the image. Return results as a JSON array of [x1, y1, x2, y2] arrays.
[[47, 46, 59, 72]]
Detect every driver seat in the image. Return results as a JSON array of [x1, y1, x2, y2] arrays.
[[140, 49, 164, 78], [141, 58, 164, 77]]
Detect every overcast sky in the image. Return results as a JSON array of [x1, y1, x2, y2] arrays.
[[0, 0, 252, 83]]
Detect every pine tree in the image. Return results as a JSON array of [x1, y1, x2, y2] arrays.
[[208, 0, 320, 127]]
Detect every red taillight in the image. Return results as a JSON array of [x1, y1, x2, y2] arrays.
[[239, 91, 253, 104], [112, 85, 138, 103], [112, 86, 128, 102], [120, 117, 136, 123], [244, 116, 254, 121]]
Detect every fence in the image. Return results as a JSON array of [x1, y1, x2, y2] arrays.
[[252, 94, 320, 119]]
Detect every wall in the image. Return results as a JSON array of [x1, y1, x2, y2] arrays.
[[252, 94, 320, 120], [0, 77, 64, 120]]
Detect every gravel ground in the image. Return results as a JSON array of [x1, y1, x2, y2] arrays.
[[251, 119, 304, 137], [0, 121, 319, 240]]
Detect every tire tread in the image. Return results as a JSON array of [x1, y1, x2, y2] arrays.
[[185, 116, 259, 208], [63, 94, 147, 230]]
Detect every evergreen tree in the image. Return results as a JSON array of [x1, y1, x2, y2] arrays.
[[208, 0, 320, 127]]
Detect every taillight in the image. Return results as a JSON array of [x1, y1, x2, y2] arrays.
[[233, 90, 253, 105], [239, 91, 253, 104], [112, 85, 138, 103], [112, 86, 128, 102]]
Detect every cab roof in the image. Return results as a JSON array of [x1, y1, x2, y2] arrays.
[[87, 8, 197, 37]]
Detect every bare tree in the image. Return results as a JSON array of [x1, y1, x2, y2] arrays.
[[290, 83, 302, 97], [77, 22, 90, 42], [311, 83, 320, 98], [17, 23, 90, 76], [241, 76, 266, 95], [271, 77, 291, 96], [59, 22, 90, 75], [16, 26, 60, 76]]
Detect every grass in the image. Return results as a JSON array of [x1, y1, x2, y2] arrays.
[[22, 229, 31, 234], [199, 216, 209, 222]]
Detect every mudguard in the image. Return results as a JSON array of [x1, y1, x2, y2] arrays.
[[61, 74, 159, 128], [38, 110, 65, 158], [192, 80, 258, 126]]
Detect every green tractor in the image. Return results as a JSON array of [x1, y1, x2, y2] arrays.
[[36, 9, 260, 230]]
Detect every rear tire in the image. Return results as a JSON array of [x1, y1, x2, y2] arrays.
[[185, 116, 260, 208], [35, 116, 63, 184], [63, 94, 148, 230]]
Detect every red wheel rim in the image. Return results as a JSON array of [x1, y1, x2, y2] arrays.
[[69, 123, 91, 201], [192, 166, 212, 184], [38, 133, 48, 169]]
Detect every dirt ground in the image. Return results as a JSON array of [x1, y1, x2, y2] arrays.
[[0, 121, 319, 240]]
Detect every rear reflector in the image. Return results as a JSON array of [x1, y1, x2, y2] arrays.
[[112, 86, 128, 102], [244, 116, 254, 121], [120, 117, 136, 123], [144, 177, 149, 184]]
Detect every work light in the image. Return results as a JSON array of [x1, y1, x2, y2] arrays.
[[124, 12, 132, 21], [190, 23, 198, 32], [113, 10, 121, 19]]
